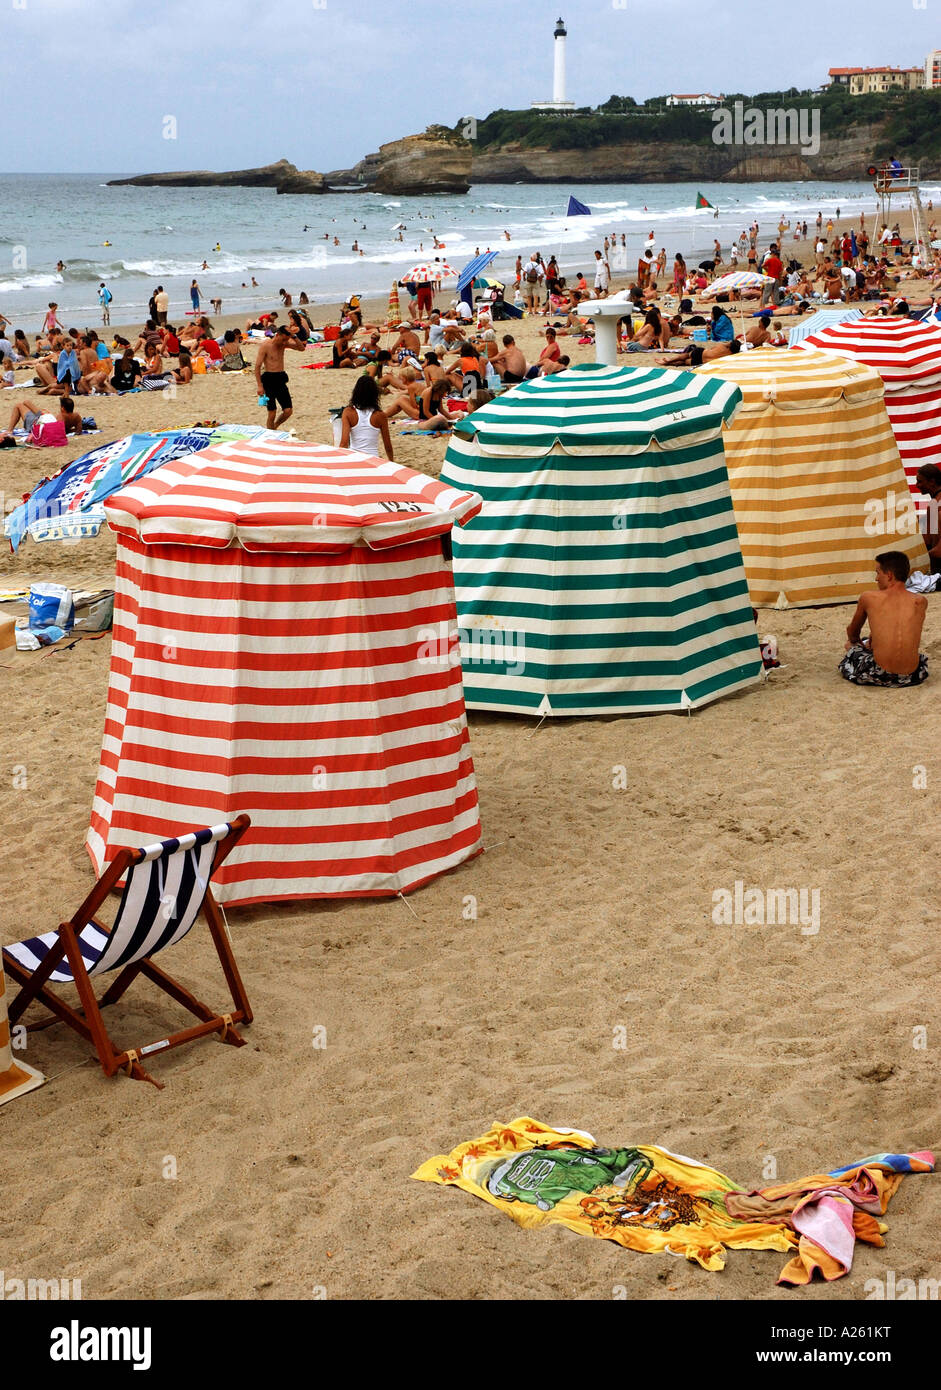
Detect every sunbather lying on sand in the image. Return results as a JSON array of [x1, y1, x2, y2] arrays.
[[656, 339, 741, 368]]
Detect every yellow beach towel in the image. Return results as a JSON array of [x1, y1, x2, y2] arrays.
[[413, 1116, 794, 1271]]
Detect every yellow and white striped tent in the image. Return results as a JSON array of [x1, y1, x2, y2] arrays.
[[696, 349, 926, 606]]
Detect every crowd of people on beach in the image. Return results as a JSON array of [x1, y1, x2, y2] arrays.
[[3, 205, 940, 458], [3, 206, 941, 692]]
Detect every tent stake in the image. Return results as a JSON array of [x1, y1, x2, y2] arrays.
[[397, 891, 422, 921]]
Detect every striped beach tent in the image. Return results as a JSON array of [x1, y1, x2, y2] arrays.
[[438, 363, 763, 716], [86, 439, 484, 905], [793, 316, 941, 493], [696, 349, 926, 607]]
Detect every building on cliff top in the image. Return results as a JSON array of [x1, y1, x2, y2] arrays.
[[665, 93, 723, 106], [828, 65, 925, 94]]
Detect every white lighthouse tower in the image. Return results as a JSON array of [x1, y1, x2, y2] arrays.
[[553, 16, 567, 103], [531, 16, 576, 112]]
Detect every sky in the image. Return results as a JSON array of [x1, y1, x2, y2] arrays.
[[1, 0, 937, 174]]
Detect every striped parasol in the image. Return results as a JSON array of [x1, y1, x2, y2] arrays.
[[89, 438, 483, 904], [701, 270, 775, 335], [387, 281, 402, 327], [794, 316, 941, 491], [695, 349, 926, 606], [402, 262, 457, 283], [702, 272, 773, 296], [786, 307, 864, 346], [439, 362, 762, 717]]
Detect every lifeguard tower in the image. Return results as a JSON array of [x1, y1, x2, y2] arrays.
[[872, 162, 928, 263]]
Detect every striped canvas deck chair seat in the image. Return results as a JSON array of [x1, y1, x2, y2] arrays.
[[2, 816, 252, 1089]]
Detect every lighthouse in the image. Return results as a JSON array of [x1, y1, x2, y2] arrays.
[[531, 16, 576, 112], [553, 17, 567, 104]]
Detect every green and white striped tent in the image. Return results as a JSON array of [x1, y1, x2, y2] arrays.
[[439, 363, 763, 716]]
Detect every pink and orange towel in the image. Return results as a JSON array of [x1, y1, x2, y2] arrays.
[[725, 1150, 935, 1285]]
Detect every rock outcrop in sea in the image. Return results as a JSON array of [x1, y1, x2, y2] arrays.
[[108, 160, 326, 195], [372, 127, 472, 195]]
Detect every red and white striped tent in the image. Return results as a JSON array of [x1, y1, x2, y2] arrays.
[[86, 438, 484, 905], [794, 317, 941, 494]]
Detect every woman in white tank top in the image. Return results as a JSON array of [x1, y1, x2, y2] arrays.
[[338, 374, 394, 459]]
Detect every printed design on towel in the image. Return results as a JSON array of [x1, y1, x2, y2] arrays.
[[414, 1116, 934, 1283]]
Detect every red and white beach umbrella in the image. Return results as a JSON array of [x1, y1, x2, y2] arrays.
[[88, 438, 483, 905], [402, 262, 457, 283], [795, 316, 941, 491]]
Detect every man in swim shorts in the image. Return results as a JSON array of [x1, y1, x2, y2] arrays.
[[254, 324, 306, 429], [839, 551, 928, 687]]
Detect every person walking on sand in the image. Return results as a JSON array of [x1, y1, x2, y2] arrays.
[[593, 248, 610, 297], [254, 323, 305, 429], [839, 551, 928, 686], [43, 303, 64, 336], [98, 282, 112, 327], [521, 255, 543, 312], [190, 279, 202, 314]]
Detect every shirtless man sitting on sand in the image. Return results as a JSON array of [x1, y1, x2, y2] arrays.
[[393, 324, 422, 364], [491, 335, 527, 384], [254, 324, 306, 429], [839, 551, 929, 687]]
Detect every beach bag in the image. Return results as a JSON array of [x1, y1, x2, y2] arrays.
[[192, 356, 207, 375], [73, 589, 114, 632], [28, 416, 67, 448], [28, 583, 74, 632], [220, 352, 246, 372], [324, 325, 340, 342]]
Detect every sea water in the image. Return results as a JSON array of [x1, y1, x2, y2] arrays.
[[1, 173, 935, 329]]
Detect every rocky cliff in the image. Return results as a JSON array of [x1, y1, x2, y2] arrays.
[[470, 124, 892, 183], [109, 119, 936, 199], [108, 160, 326, 194], [372, 127, 472, 195], [324, 152, 381, 187]]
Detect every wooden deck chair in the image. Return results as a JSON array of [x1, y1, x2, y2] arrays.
[[2, 816, 252, 1089]]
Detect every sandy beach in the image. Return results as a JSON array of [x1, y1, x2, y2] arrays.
[[1, 237, 939, 1301]]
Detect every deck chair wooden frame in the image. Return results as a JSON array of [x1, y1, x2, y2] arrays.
[[2, 815, 252, 1089]]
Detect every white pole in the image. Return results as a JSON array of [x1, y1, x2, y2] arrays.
[[593, 316, 619, 366]]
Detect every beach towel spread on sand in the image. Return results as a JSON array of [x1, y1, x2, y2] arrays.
[[413, 1118, 933, 1284]]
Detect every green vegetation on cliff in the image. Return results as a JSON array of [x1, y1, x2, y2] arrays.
[[455, 87, 941, 163]]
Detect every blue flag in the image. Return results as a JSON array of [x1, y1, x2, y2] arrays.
[[566, 196, 591, 217]]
